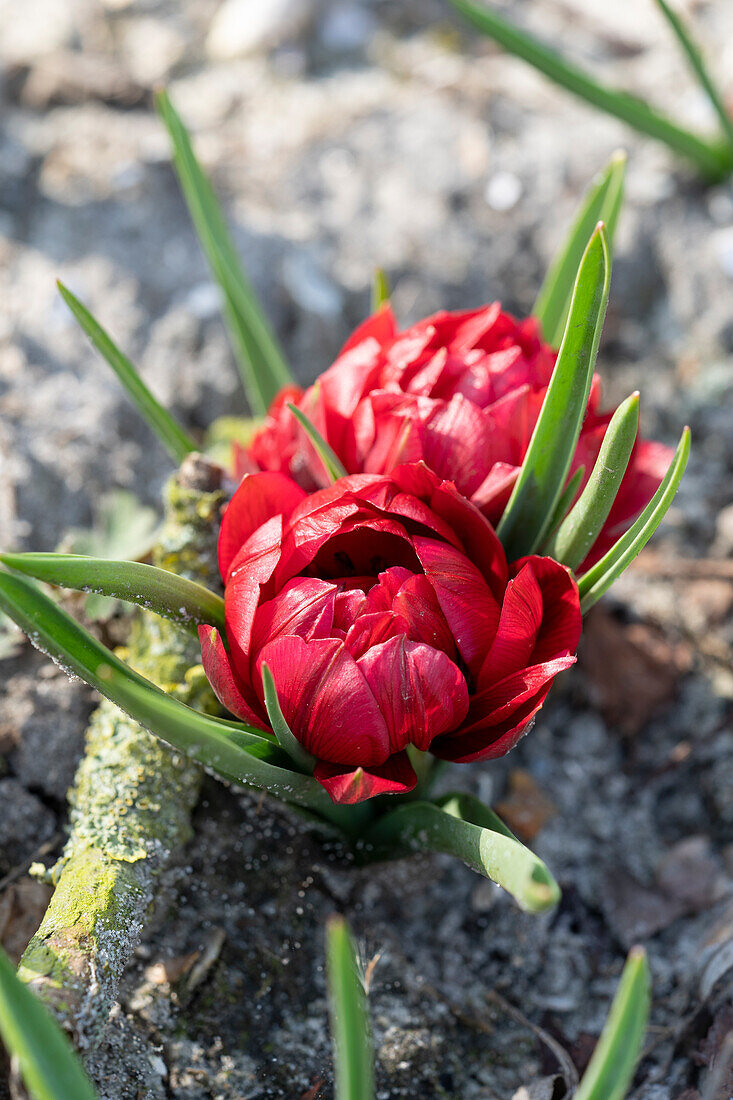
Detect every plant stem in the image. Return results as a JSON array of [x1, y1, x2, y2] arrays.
[[17, 455, 226, 1049]]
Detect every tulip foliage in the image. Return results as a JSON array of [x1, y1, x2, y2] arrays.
[[0, 96, 689, 910]]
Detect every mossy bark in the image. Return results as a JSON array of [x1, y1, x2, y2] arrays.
[[17, 455, 226, 1049]]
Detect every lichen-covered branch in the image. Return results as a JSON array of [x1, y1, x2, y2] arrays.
[[18, 455, 225, 1049]]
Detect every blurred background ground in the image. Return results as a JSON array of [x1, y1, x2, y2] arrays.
[[1, 1, 733, 1097]]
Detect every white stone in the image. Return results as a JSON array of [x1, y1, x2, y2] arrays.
[[484, 170, 522, 212], [206, 0, 314, 60], [0, 0, 74, 62], [713, 225, 733, 279]]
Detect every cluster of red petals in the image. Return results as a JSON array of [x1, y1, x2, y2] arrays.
[[200, 463, 581, 804], [239, 304, 672, 569]]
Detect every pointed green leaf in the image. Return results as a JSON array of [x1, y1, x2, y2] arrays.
[[654, 0, 733, 153], [575, 947, 651, 1100], [445, 0, 733, 181], [497, 224, 610, 559], [287, 402, 347, 482], [155, 89, 293, 415], [548, 392, 639, 571], [0, 570, 354, 827], [371, 268, 391, 312], [261, 662, 316, 773], [0, 945, 98, 1100], [541, 465, 585, 547], [326, 918, 374, 1100], [57, 282, 196, 464], [0, 553, 226, 636], [577, 427, 690, 611], [365, 792, 559, 913], [534, 151, 626, 347]]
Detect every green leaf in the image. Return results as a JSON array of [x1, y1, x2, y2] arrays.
[[365, 792, 560, 913], [548, 392, 639, 571], [540, 465, 585, 547], [155, 89, 293, 415], [326, 917, 374, 1100], [497, 224, 610, 560], [57, 282, 196, 465], [0, 945, 98, 1100], [287, 402, 347, 482], [371, 268, 391, 312], [575, 947, 651, 1100], [261, 662, 316, 773], [653, 0, 733, 153], [445, 0, 733, 181], [577, 427, 690, 611], [0, 570, 353, 828], [534, 151, 626, 347], [0, 553, 226, 636]]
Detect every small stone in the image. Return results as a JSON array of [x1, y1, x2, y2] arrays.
[[282, 252, 344, 319], [206, 0, 314, 60], [320, 5, 376, 53], [714, 502, 733, 555], [712, 225, 733, 279], [485, 171, 522, 212]]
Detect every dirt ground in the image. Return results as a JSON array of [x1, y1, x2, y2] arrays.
[[1, 1, 732, 1097]]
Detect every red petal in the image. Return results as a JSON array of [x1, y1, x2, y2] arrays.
[[225, 514, 284, 682], [433, 655, 576, 763], [219, 472, 306, 581], [412, 536, 501, 675], [507, 556, 582, 666], [336, 303, 397, 357], [358, 635, 469, 752], [198, 625, 267, 728], [478, 562, 544, 686], [251, 578, 336, 652], [255, 636, 390, 766], [314, 752, 417, 804]]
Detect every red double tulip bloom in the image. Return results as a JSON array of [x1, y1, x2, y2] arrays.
[[200, 463, 581, 804], [241, 304, 671, 568]]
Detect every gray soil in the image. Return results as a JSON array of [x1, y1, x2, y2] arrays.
[[1, 1, 732, 1097]]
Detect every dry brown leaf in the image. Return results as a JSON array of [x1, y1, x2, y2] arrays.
[[495, 769, 557, 841]]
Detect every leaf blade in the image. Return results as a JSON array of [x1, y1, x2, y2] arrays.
[[577, 427, 690, 611], [0, 570, 351, 825], [497, 224, 610, 559], [0, 946, 98, 1100], [287, 402, 347, 482], [574, 947, 651, 1100], [0, 553, 226, 636], [57, 282, 196, 464], [365, 792, 560, 913], [326, 918, 374, 1100], [261, 662, 316, 772], [548, 392, 639, 571], [534, 151, 626, 347], [445, 0, 733, 180], [371, 268, 391, 312], [155, 89, 293, 414]]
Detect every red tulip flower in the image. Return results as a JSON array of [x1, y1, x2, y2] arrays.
[[200, 463, 581, 804], [239, 304, 671, 569]]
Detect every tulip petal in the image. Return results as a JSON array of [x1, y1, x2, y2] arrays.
[[478, 563, 544, 687], [412, 536, 501, 675], [314, 752, 417, 804], [255, 636, 390, 766], [358, 636, 469, 753], [219, 471, 306, 580], [433, 655, 576, 763], [225, 514, 284, 681], [251, 577, 336, 652], [336, 303, 397, 357], [198, 625, 267, 729], [510, 555, 582, 665]]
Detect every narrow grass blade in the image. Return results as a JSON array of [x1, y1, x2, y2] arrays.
[[365, 792, 560, 913], [654, 0, 733, 152], [0, 552, 226, 636], [287, 402, 347, 481], [326, 917, 374, 1100], [534, 151, 626, 347], [155, 89, 293, 414], [0, 946, 98, 1100], [445, 0, 733, 181], [577, 427, 690, 611], [371, 268, 391, 312], [575, 947, 651, 1100], [540, 466, 585, 547], [261, 662, 316, 773], [0, 570, 354, 826], [57, 282, 196, 464], [497, 224, 610, 559], [548, 392, 639, 571]]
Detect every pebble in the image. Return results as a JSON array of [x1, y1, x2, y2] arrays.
[[206, 0, 314, 60], [484, 170, 522, 212]]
